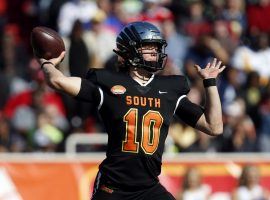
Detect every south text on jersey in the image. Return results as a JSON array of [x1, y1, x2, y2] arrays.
[[126, 96, 161, 108]]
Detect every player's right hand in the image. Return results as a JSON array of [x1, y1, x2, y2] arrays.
[[39, 51, 65, 68], [194, 58, 226, 79]]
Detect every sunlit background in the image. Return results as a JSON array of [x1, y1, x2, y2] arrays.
[[0, 0, 270, 200]]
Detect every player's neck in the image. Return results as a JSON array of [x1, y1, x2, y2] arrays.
[[129, 68, 152, 85]]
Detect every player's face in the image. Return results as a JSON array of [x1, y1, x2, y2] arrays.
[[139, 44, 159, 62], [245, 166, 260, 184]]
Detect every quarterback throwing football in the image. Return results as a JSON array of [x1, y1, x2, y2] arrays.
[[38, 21, 225, 200]]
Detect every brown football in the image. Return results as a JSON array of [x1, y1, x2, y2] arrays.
[[31, 26, 65, 60]]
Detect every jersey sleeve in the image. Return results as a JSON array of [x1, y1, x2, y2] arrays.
[[174, 77, 204, 127], [74, 69, 100, 104]]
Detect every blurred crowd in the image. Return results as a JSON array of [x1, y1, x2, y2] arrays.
[[176, 164, 270, 200], [1, 0, 270, 153]]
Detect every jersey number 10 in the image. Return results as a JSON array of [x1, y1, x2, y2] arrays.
[[122, 108, 163, 155]]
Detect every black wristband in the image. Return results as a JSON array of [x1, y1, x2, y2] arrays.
[[203, 78, 216, 87], [41, 61, 54, 69]]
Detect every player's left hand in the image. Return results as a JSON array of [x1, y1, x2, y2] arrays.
[[194, 58, 226, 79]]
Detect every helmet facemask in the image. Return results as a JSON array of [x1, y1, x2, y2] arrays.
[[131, 42, 167, 72]]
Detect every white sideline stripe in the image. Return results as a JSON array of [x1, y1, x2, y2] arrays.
[[65, 133, 108, 153], [0, 152, 270, 162], [173, 95, 186, 114], [98, 87, 104, 110], [0, 168, 22, 200]]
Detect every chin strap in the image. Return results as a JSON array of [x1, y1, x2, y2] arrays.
[[141, 61, 163, 72]]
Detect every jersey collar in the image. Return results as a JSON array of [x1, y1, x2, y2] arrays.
[[132, 73, 155, 87]]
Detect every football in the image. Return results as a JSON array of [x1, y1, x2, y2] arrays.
[[30, 26, 65, 60]]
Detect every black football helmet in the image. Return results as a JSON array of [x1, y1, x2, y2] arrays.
[[113, 21, 167, 72]]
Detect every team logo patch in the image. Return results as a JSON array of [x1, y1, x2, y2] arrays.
[[111, 85, 126, 95]]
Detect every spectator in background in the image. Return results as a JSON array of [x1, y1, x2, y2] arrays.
[[160, 18, 192, 72], [167, 0, 186, 27], [183, 34, 213, 83], [184, 130, 218, 152], [168, 121, 198, 152], [177, 167, 212, 200], [183, 32, 229, 83], [229, 116, 257, 152], [6, 0, 39, 54], [0, 113, 24, 152], [0, 73, 10, 110], [205, 0, 226, 21], [247, 0, 270, 34], [203, 23, 230, 64], [211, 19, 238, 64], [83, 10, 116, 69], [232, 164, 270, 200], [57, 0, 98, 37], [231, 30, 270, 85], [0, 0, 6, 72], [242, 71, 263, 131], [39, 0, 69, 32], [33, 109, 64, 152], [218, 67, 243, 109], [180, 0, 211, 43], [2, 24, 30, 79], [96, 0, 111, 16], [0, 113, 12, 152], [136, 0, 174, 27], [0, 114, 11, 152], [69, 19, 90, 77], [221, 97, 257, 152], [97, 0, 126, 34], [258, 89, 270, 152], [221, 0, 247, 38]]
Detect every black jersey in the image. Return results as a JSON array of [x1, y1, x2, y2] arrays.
[[76, 69, 203, 188]]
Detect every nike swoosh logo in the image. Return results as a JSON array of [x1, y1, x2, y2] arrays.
[[159, 91, 167, 94]]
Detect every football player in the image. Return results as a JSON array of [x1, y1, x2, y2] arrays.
[[38, 21, 225, 200]]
